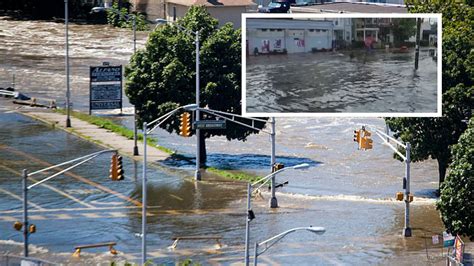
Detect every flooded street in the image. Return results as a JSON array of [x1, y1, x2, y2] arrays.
[[246, 51, 438, 114], [0, 18, 451, 264]]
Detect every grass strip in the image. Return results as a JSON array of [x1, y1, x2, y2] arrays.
[[206, 167, 261, 183], [54, 109, 173, 154], [54, 108, 261, 182]]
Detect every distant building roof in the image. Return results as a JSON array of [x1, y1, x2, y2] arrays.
[[166, 0, 257, 7], [291, 2, 407, 13]]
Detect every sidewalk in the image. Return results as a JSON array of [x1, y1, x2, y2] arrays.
[[18, 108, 170, 163]]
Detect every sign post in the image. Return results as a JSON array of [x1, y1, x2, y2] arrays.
[[89, 65, 122, 114]]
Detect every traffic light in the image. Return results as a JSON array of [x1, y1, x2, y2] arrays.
[[353, 129, 361, 144], [109, 154, 118, 180], [179, 112, 191, 137], [360, 130, 373, 150], [272, 163, 284, 173], [396, 192, 404, 201], [116, 155, 124, 180], [110, 153, 124, 181], [13, 221, 22, 231]]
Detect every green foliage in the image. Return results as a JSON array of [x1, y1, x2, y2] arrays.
[[391, 18, 417, 46], [125, 6, 267, 164], [437, 117, 474, 239], [206, 167, 261, 182], [386, 1, 474, 184], [106, 2, 148, 31]]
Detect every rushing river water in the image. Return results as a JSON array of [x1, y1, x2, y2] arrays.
[[246, 50, 438, 114], [0, 17, 452, 265]]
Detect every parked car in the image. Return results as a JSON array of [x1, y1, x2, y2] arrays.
[[258, 0, 294, 13], [294, 0, 316, 6]]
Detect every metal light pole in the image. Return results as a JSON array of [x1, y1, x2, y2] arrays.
[[270, 117, 277, 208], [22, 169, 29, 257], [141, 121, 147, 264], [65, 0, 71, 128], [194, 30, 201, 181], [244, 183, 252, 266], [244, 163, 310, 265], [374, 129, 412, 237], [132, 16, 139, 156], [403, 142, 412, 237], [20, 150, 116, 257], [253, 227, 326, 265]]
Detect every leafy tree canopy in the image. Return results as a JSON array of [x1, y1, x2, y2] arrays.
[[437, 116, 474, 239], [391, 18, 417, 46], [386, 1, 474, 185], [125, 6, 266, 163]]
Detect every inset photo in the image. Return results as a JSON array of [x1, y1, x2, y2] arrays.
[[242, 14, 442, 117]]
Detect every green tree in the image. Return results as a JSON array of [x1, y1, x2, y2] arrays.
[[386, 1, 474, 187], [125, 6, 266, 166], [391, 18, 417, 47], [437, 117, 474, 239], [106, 1, 148, 31]]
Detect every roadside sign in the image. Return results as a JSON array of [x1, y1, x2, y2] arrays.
[[89, 65, 122, 113], [443, 231, 455, 247], [454, 235, 464, 263], [193, 120, 226, 130], [90, 66, 122, 82]]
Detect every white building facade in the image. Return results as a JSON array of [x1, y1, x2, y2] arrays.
[[246, 18, 335, 55]]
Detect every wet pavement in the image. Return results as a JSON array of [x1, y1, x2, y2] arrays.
[[0, 18, 464, 265], [245, 50, 438, 114]]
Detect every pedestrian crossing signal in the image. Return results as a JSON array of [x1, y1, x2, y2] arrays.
[[180, 112, 191, 137]]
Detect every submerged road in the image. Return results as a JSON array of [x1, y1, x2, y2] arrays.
[[0, 104, 451, 265]]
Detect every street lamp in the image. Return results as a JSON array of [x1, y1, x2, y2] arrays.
[[65, 0, 71, 127], [17, 149, 117, 257], [141, 103, 197, 264], [253, 226, 326, 265], [91, 6, 139, 156], [155, 18, 202, 181], [244, 163, 310, 266]]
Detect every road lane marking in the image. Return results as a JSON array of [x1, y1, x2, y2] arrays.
[[0, 145, 142, 207], [0, 164, 94, 208], [0, 188, 45, 210]]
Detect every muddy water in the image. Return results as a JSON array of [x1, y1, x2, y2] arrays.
[[246, 50, 438, 113], [0, 18, 450, 265]]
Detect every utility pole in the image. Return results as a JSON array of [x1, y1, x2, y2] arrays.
[[415, 18, 421, 70]]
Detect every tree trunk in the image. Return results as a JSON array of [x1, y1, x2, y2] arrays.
[[437, 156, 448, 190], [199, 133, 207, 168]]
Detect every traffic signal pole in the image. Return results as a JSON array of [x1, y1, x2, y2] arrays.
[[19, 149, 117, 257], [372, 129, 412, 237], [270, 117, 277, 208], [403, 143, 412, 237], [142, 122, 148, 264]]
